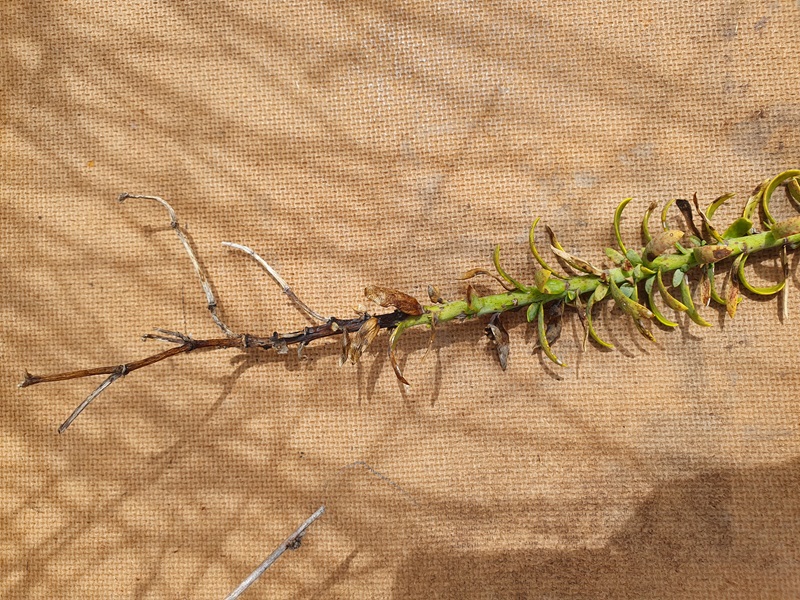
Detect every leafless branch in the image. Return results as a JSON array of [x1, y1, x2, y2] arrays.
[[222, 242, 328, 323], [118, 193, 236, 337], [223, 506, 326, 600]]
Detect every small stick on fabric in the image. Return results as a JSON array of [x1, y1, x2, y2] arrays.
[[223, 506, 326, 600], [118, 194, 236, 337], [57, 369, 125, 433], [222, 242, 328, 323]]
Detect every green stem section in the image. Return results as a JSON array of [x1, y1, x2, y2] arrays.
[[399, 229, 800, 331]]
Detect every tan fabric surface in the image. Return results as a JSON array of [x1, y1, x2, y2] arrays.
[[4, 1, 800, 598]]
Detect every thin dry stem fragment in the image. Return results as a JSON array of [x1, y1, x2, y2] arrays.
[[224, 506, 325, 600], [223, 242, 328, 323], [58, 370, 124, 433], [118, 193, 235, 337]]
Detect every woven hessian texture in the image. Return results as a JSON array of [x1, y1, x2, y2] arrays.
[[3, 1, 800, 598]]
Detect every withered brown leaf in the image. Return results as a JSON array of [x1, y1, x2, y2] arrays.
[[364, 285, 424, 316], [485, 314, 510, 370]]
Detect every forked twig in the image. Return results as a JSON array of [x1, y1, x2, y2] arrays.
[[118, 193, 236, 337], [223, 506, 326, 600]]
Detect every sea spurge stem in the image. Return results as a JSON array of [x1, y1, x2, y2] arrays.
[[20, 170, 800, 431]]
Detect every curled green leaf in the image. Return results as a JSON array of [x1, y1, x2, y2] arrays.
[[586, 285, 614, 348], [642, 201, 658, 243], [647, 285, 678, 328], [761, 169, 800, 227], [529, 218, 566, 279], [706, 264, 727, 306], [493, 245, 526, 291], [786, 178, 800, 208], [537, 301, 566, 366], [614, 197, 633, 255], [656, 269, 688, 312], [706, 192, 736, 220], [608, 278, 653, 321], [679, 276, 712, 327], [736, 253, 785, 295]]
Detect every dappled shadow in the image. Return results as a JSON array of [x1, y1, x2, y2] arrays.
[[393, 457, 800, 599], [4, 0, 800, 598]]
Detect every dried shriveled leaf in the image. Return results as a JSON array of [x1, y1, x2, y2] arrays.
[[691, 193, 723, 242], [348, 317, 380, 363], [388, 323, 410, 385], [485, 314, 510, 370], [365, 285, 424, 316], [550, 246, 603, 276], [537, 301, 566, 367], [675, 199, 702, 238], [338, 327, 350, 366], [644, 229, 683, 258], [458, 268, 514, 291], [726, 278, 741, 318], [699, 270, 711, 307], [692, 244, 733, 265], [466, 285, 479, 311], [771, 216, 800, 239], [427, 285, 444, 304]]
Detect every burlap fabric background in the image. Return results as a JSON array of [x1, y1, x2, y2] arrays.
[[4, 2, 800, 598]]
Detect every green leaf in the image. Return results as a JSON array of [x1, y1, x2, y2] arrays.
[[585, 285, 614, 349], [537, 301, 566, 367], [625, 248, 642, 265], [736, 253, 785, 295], [526, 302, 540, 323], [722, 217, 753, 239], [679, 277, 712, 327], [605, 247, 626, 265], [647, 287, 678, 328], [657, 270, 688, 312], [614, 197, 634, 254]]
